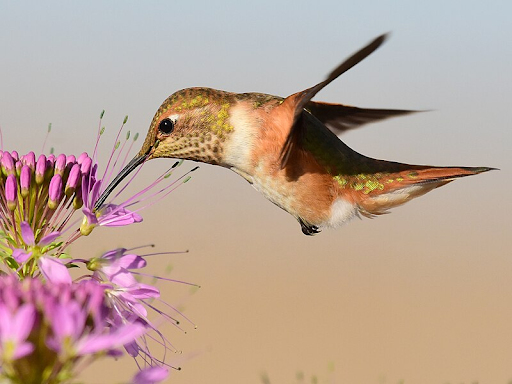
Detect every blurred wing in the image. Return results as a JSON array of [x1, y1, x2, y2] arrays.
[[279, 33, 389, 168], [306, 101, 418, 134]]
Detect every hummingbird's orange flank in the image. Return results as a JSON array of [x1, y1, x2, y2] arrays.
[[96, 34, 494, 235]]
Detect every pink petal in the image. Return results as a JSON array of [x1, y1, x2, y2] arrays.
[[39, 257, 72, 284], [124, 340, 139, 357], [116, 254, 147, 270], [87, 178, 102, 207], [82, 207, 98, 226], [110, 270, 138, 287], [12, 248, 31, 263], [77, 323, 146, 355], [99, 205, 143, 227], [81, 175, 90, 205], [132, 367, 169, 384], [20, 222, 35, 246], [39, 232, 61, 246], [12, 304, 36, 342], [0, 305, 11, 336], [128, 283, 160, 300], [12, 342, 34, 360]]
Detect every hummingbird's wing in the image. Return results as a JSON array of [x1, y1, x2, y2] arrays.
[[306, 101, 418, 134], [279, 33, 388, 168]]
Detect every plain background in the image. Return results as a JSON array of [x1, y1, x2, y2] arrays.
[[1, 1, 511, 383]]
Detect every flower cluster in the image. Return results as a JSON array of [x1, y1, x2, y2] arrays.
[[0, 115, 197, 384], [0, 276, 147, 384], [0, 150, 93, 256]]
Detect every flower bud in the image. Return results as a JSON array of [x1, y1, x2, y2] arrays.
[[20, 165, 31, 198], [15, 161, 22, 177], [23, 152, 36, 171], [77, 152, 89, 165], [35, 155, 47, 185], [66, 155, 76, 165], [80, 157, 92, 176], [48, 175, 63, 210], [54, 154, 66, 177], [1, 152, 15, 176], [65, 164, 81, 197], [5, 174, 17, 211]]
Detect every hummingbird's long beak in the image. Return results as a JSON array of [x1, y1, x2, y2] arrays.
[[94, 153, 149, 210]]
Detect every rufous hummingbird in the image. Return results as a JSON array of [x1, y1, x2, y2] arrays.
[[96, 34, 494, 235]]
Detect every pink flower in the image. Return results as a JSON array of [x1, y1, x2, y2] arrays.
[[0, 304, 36, 361], [11, 222, 71, 284], [46, 301, 145, 357]]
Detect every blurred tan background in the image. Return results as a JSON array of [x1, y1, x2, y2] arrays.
[[1, 1, 511, 383]]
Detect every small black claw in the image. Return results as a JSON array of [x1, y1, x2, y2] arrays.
[[299, 218, 320, 236]]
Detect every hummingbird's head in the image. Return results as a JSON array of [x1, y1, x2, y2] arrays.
[[94, 87, 234, 209], [139, 87, 236, 164]]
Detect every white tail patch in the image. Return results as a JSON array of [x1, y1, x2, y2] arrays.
[[360, 181, 450, 216], [322, 198, 358, 228]]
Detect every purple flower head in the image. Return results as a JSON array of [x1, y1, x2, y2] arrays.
[[80, 175, 142, 235], [89, 248, 159, 320], [0, 276, 147, 382], [0, 150, 95, 271], [0, 114, 196, 267], [83, 246, 195, 372], [45, 298, 145, 359], [0, 115, 194, 381]]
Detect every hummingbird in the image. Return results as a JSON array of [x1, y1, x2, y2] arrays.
[[96, 34, 494, 235]]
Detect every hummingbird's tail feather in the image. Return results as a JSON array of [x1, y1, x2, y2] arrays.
[[355, 165, 495, 217]]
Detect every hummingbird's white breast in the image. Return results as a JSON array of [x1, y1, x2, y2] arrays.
[[223, 103, 259, 176]]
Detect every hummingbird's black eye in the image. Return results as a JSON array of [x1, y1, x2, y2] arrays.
[[158, 118, 175, 134]]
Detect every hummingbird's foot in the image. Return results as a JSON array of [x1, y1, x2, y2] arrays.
[[299, 218, 320, 236]]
